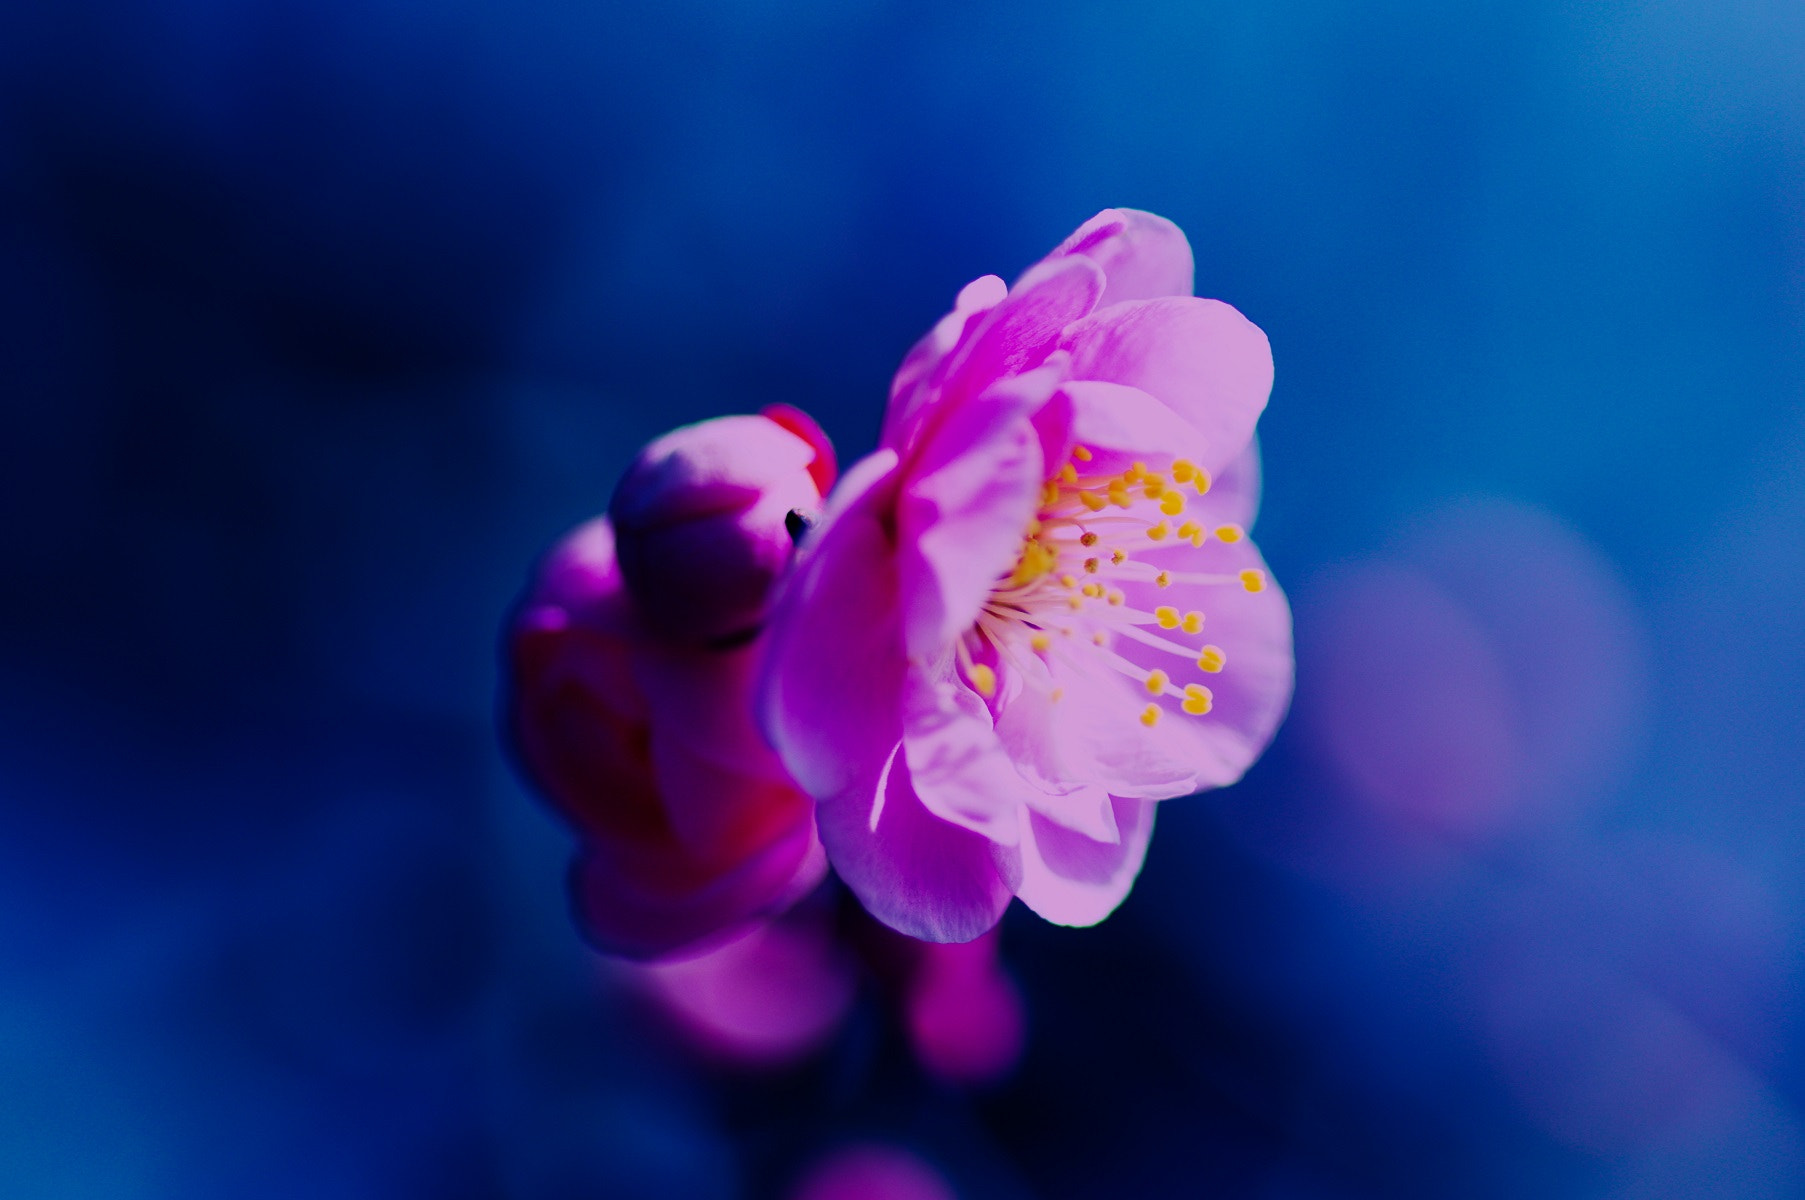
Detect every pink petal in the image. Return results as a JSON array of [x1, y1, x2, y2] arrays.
[[883, 274, 1007, 454], [1048, 208, 1195, 308], [760, 450, 908, 805], [900, 667, 1032, 845], [1014, 797, 1156, 927], [895, 380, 1048, 661], [816, 744, 1019, 944], [1108, 536, 1295, 791], [1060, 296, 1273, 475], [762, 403, 839, 495], [994, 645, 1203, 805], [1053, 378, 1210, 479], [934, 254, 1103, 415]]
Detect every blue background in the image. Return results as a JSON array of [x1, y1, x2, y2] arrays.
[[3, 1, 1804, 1195]]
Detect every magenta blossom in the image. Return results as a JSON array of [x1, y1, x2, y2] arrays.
[[761, 210, 1294, 942], [506, 411, 834, 959]]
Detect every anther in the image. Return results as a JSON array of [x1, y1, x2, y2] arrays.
[[1092, 631, 1108, 646], [1083, 557, 1100, 573], [1155, 606, 1180, 629], [1060, 574, 1077, 588], [1073, 445, 1094, 462], [1160, 492, 1186, 516], [1059, 463, 1078, 484], [1080, 531, 1099, 546], [1181, 684, 1213, 715], [1145, 669, 1169, 695], [1106, 589, 1125, 606], [1082, 582, 1103, 598], [1081, 491, 1107, 511], [1147, 521, 1171, 541], [968, 664, 997, 697], [1125, 462, 1147, 483], [1215, 524, 1244, 544], [1239, 569, 1266, 593], [1177, 521, 1200, 540], [1180, 611, 1204, 634], [1171, 459, 1197, 482], [1067, 595, 1084, 609], [1155, 570, 1172, 588], [1193, 470, 1212, 495], [1140, 704, 1161, 727], [1031, 633, 1052, 652], [1196, 645, 1225, 673], [1112, 548, 1128, 565]]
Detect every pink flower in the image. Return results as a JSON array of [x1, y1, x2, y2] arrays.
[[760, 210, 1294, 942], [506, 411, 834, 959]]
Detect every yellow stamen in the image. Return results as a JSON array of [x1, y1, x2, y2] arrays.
[[1142, 479, 1166, 500], [1176, 521, 1200, 540], [1180, 611, 1204, 634], [1106, 588, 1125, 606], [1081, 582, 1103, 598], [1083, 557, 1100, 573], [1112, 548, 1128, 565], [1080, 531, 1099, 547], [1155, 606, 1180, 629], [1155, 570, 1172, 588], [1145, 669, 1169, 695], [1124, 462, 1146, 483], [1080, 491, 1107, 511], [1215, 524, 1244, 544], [1147, 521, 1171, 541], [1092, 630, 1108, 646], [1193, 469, 1212, 495], [1160, 492, 1186, 517], [1196, 645, 1225, 673], [1031, 633, 1052, 652], [1239, 569, 1266, 593], [1067, 595, 1085, 609], [1072, 445, 1093, 462], [1140, 704, 1160, 727], [1182, 684, 1213, 715], [1060, 574, 1077, 588], [969, 664, 996, 696], [1171, 459, 1197, 482]]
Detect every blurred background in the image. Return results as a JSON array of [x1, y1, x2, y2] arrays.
[[3, 0, 1804, 1195]]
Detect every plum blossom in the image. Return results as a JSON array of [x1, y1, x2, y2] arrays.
[[761, 210, 1294, 942], [505, 411, 834, 959]]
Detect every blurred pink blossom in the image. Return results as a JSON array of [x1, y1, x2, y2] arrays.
[[505, 411, 834, 959], [787, 1143, 957, 1200], [761, 209, 1293, 942]]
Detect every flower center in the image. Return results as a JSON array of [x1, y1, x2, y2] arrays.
[[959, 447, 1267, 729]]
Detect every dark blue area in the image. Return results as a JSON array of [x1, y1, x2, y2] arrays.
[[4, 1, 1804, 1196]]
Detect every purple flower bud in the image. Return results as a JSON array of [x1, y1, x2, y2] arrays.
[[610, 410, 833, 645]]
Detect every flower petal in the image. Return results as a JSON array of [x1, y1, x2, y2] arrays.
[[816, 743, 1019, 944], [901, 668, 1031, 845], [1052, 378, 1211, 479], [883, 274, 1007, 454], [937, 254, 1103, 414], [760, 450, 908, 805], [895, 383, 1047, 660], [1048, 208, 1195, 308], [1014, 797, 1156, 927], [1060, 296, 1272, 475], [995, 643, 1202, 804], [1109, 536, 1295, 790]]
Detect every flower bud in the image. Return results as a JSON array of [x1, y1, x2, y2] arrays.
[[504, 406, 836, 960], [610, 408, 833, 644]]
